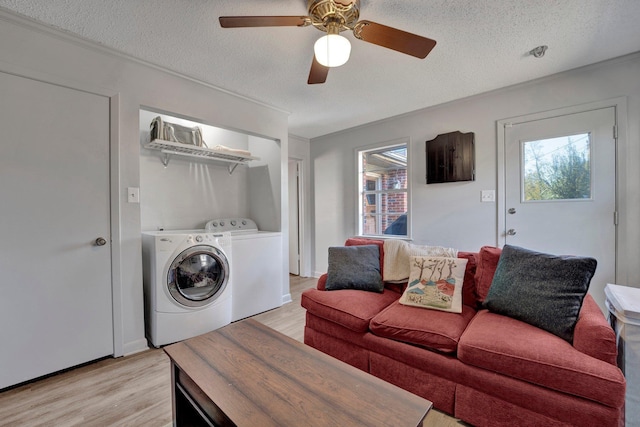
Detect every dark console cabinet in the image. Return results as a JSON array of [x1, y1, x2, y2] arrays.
[[426, 131, 475, 184]]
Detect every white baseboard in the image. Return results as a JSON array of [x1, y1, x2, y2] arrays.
[[122, 339, 150, 357]]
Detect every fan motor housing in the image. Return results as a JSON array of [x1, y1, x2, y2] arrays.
[[308, 0, 360, 32]]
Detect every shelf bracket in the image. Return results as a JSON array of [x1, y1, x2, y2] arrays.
[[228, 163, 240, 175], [161, 153, 171, 167]]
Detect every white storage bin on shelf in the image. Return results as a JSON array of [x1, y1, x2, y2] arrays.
[[605, 283, 640, 427], [144, 139, 260, 174]]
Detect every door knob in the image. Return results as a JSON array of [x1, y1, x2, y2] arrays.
[[507, 229, 517, 236], [95, 237, 107, 246], [508, 208, 516, 214]]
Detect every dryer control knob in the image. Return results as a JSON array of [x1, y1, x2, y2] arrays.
[[195, 235, 203, 242], [230, 220, 237, 226], [211, 221, 218, 228], [242, 220, 247, 225], [220, 221, 225, 226]]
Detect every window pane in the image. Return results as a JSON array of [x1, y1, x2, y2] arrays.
[[522, 133, 591, 201], [362, 213, 380, 235], [364, 147, 407, 190], [359, 143, 408, 237]]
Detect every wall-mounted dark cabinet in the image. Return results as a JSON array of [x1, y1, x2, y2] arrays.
[[426, 131, 475, 184]]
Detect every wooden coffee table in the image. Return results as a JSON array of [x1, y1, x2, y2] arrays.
[[164, 318, 432, 426]]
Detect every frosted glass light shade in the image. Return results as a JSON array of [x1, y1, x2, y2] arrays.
[[314, 34, 351, 67]]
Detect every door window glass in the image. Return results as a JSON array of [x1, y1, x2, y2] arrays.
[[522, 133, 591, 201]]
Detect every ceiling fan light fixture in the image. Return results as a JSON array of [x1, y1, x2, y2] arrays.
[[314, 33, 351, 67]]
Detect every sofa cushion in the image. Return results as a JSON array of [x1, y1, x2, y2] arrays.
[[474, 246, 501, 303], [458, 310, 626, 408], [370, 300, 476, 353], [483, 245, 596, 342], [325, 245, 383, 292], [400, 256, 468, 313], [301, 288, 399, 333], [458, 251, 478, 308]]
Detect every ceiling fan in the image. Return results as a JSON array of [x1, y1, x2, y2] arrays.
[[219, 0, 436, 84]]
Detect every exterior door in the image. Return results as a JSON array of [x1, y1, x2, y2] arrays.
[[0, 72, 113, 389], [502, 107, 616, 310]]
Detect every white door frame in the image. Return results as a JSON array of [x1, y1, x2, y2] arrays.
[[288, 157, 306, 276], [497, 97, 627, 278]]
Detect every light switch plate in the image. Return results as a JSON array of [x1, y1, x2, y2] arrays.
[[481, 190, 495, 202], [127, 187, 140, 203]]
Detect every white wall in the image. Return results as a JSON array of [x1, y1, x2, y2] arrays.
[[0, 11, 290, 356], [140, 109, 253, 230], [311, 53, 640, 297]]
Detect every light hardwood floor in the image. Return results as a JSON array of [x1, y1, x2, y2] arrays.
[[0, 276, 465, 426]]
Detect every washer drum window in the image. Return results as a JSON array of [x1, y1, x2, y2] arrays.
[[167, 245, 229, 307]]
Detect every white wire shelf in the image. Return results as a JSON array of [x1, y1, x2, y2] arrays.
[[145, 139, 260, 173]]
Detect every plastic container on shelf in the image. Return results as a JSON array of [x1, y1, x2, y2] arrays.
[[605, 283, 640, 427]]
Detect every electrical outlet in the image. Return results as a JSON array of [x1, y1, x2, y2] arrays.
[[127, 187, 140, 203], [481, 190, 495, 202]]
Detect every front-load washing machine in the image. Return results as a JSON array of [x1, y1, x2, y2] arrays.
[[141, 230, 232, 347]]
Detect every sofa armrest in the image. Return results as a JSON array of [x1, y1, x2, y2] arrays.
[[317, 273, 328, 291], [573, 294, 618, 365]]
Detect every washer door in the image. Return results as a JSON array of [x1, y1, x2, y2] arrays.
[[167, 245, 229, 308]]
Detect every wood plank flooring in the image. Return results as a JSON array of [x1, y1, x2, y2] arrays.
[[0, 275, 465, 427]]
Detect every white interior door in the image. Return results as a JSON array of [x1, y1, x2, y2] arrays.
[[0, 72, 113, 389], [288, 160, 300, 275], [502, 107, 616, 310]]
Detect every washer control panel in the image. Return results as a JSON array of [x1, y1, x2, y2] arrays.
[[205, 218, 258, 233]]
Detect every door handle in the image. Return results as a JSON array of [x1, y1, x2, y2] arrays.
[[508, 208, 516, 214], [95, 237, 107, 246], [507, 229, 517, 236]]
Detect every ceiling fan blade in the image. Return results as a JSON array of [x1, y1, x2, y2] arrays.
[[353, 20, 436, 59], [219, 16, 308, 28], [308, 57, 329, 85]]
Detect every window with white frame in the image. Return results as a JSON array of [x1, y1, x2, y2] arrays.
[[357, 141, 409, 237]]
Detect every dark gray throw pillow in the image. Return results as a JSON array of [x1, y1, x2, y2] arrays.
[[325, 245, 383, 293], [483, 245, 597, 343]]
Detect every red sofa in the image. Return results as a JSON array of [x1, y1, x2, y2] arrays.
[[301, 238, 626, 427]]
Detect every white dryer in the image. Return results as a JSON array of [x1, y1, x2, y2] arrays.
[[206, 218, 283, 321], [141, 230, 232, 347]]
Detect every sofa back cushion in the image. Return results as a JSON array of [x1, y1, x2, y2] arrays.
[[458, 251, 478, 308], [343, 238, 479, 304], [474, 246, 502, 303]]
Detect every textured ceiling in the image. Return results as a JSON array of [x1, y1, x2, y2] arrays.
[[1, 0, 640, 139]]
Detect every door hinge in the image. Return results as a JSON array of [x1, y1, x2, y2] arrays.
[[613, 125, 618, 140], [614, 211, 619, 226]]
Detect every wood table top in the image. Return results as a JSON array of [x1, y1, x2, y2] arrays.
[[164, 318, 432, 426]]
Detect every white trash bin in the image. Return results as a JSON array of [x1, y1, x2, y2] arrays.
[[605, 283, 640, 427]]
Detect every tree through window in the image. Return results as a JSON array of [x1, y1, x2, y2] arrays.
[[522, 133, 591, 201]]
